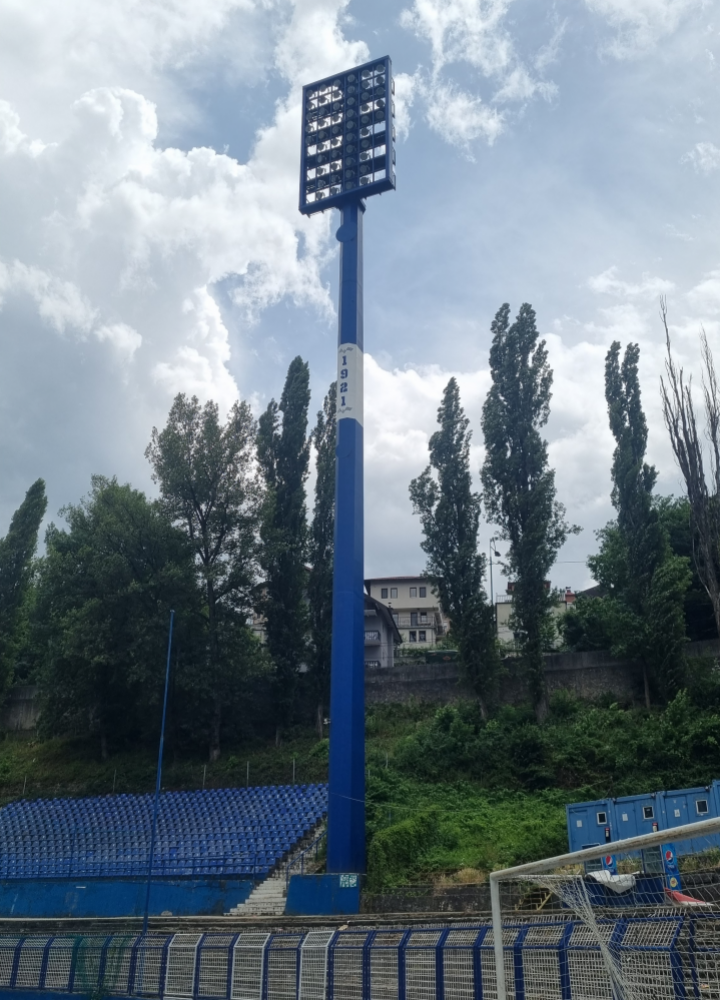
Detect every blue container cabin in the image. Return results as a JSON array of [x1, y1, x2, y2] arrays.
[[661, 786, 718, 855], [566, 799, 614, 856]]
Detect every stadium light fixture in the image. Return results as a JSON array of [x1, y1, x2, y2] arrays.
[[299, 57, 396, 877]]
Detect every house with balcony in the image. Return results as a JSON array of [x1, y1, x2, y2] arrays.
[[364, 575, 449, 647], [364, 594, 402, 668]]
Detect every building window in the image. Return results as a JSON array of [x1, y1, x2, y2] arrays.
[[364, 631, 380, 642], [392, 613, 399, 624], [409, 587, 417, 597], [365, 659, 381, 668], [409, 631, 417, 642], [381, 588, 388, 599], [419, 586, 427, 597], [597, 811, 607, 826], [418, 630, 426, 642], [420, 612, 428, 624], [643, 806, 654, 820], [410, 612, 418, 626], [697, 799, 709, 815], [390, 587, 398, 598]]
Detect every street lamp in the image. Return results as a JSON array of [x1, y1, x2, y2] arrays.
[[489, 537, 503, 628], [299, 57, 396, 876]]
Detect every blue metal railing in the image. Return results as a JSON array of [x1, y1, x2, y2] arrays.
[[0, 915, 708, 999]]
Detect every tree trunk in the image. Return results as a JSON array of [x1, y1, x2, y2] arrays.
[[477, 696, 488, 722], [643, 663, 651, 711], [316, 702, 324, 740]]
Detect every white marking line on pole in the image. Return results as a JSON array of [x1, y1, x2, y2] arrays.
[[337, 343, 363, 425]]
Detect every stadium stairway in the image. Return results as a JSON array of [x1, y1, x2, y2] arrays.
[[226, 820, 325, 916]]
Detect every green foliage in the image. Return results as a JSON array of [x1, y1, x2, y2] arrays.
[[481, 304, 578, 710], [391, 692, 720, 796], [365, 776, 568, 890], [307, 381, 336, 732], [0, 479, 47, 692], [34, 477, 203, 757], [656, 496, 718, 642], [257, 357, 312, 732], [146, 393, 261, 759], [410, 378, 499, 713], [366, 807, 449, 890]]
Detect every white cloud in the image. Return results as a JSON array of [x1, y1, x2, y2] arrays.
[[585, 0, 703, 57], [425, 83, 504, 149], [682, 141, 720, 174], [588, 266, 675, 299], [399, 0, 557, 149], [0, 0, 274, 138], [0, 0, 369, 532]]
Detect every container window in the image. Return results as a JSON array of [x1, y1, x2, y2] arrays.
[[643, 806, 654, 820], [697, 799, 709, 815], [596, 811, 607, 825]]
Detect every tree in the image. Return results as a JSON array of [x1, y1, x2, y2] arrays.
[[307, 381, 336, 738], [481, 303, 577, 715], [146, 394, 261, 760], [601, 340, 690, 704], [661, 300, 720, 640], [410, 377, 498, 716], [256, 357, 311, 737], [0, 479, 47, 691], [36, 477, 201, 758]]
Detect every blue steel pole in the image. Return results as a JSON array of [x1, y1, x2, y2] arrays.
[[142, 609, 175, 934], [327, 199, 366, 874]]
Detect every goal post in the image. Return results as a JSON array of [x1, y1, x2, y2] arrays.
[[489, 813, 720, 1000]]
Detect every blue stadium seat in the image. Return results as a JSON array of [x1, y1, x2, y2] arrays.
[[0, 783, 327, 881]]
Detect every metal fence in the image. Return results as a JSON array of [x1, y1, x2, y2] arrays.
[[0, 916, 718, 999]]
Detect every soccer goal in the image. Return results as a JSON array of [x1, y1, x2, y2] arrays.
[[489, 813, 720, 1000]]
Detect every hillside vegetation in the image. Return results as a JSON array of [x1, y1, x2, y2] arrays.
[[3, 681, 720, 892]]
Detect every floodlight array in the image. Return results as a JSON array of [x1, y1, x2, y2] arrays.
[[300, 56, 396, 214]]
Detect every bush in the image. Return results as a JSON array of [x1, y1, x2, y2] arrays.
[[366, 806, 448, 891]]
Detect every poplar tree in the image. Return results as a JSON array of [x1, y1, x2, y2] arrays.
[[481, 303, 576, 715], [307, 381, 336, 738], [257, 357, 311, 737], [0, 479, 47, 690], [598, 341, 690, 704], [410, 378, 498, 716]]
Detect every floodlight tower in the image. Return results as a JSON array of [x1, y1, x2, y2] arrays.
[[300, 57, 396, 874]]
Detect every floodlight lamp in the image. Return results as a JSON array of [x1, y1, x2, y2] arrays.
[[299, 55, 396, 214]]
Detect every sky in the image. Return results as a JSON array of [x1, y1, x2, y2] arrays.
[[1, 0, 720, 593]]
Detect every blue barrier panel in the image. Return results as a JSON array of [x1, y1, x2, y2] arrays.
[[0, 876, 254, 918], [284, 873, 360, 915]]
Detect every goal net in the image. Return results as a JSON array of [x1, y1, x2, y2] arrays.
[[489, 813, 720, 1000]]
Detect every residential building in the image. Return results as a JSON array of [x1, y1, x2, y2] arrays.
[[496, 585, 577, 646], [250, 584, 401, 670], [364, 595, 402, 668], [364, 575, 449, 647]]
